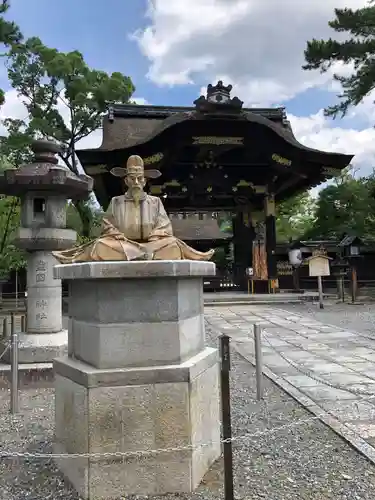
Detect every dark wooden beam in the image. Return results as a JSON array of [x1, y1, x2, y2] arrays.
[[174, 161, 270, 167]]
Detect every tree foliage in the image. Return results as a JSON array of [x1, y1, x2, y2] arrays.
[[66, 203, 104, 244], [303, 1, 375, 117], [276, 193, 316, 242], [2, 36, 135, 235], [0, 159, 25, 279], [0, 196, 25, 279], [304, 175, 375, 240], [0, 0, 23, 105]]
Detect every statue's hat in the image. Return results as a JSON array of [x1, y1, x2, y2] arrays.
[[110, 155, 161, 179]]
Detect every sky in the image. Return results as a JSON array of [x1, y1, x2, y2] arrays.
[[1, 0, 375, 184]]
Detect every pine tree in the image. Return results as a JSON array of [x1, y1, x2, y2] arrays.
[[303, 1, 375, 117]]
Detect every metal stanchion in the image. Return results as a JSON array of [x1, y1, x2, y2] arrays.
[[10, 312, 15, 336], [254, 324, 264, 401], [21, 315, 25, 332], [219, 334, 234, 500], [2, 318, 7, 338], [10, 320, 19, 414], [317, 275, 324, 309]]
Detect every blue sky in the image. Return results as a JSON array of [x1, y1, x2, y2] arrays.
[[2, 0, 207, 107], [1, 0, 343, 113], [2, 0, 374, 173]]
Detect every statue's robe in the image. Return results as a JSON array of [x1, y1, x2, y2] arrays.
[[53, 193, 214, 263]]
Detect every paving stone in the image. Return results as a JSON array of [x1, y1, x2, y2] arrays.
[[205, 304, 375, 462], [284, 375, 322, 387], [267, 365, 300, 376], [358, 353, 375, 362], [345, 362, 375, 372], [261, 354, 288, 365], [299, 385, 359, 401], [276, 350, 314, 360], [324, 373, 375, 385], [321, 401, 375, 421], [345, 422, 375, 438], [260, 338, 291, 347], [347, 347, 375, 357], [330, 354, 371, 363], [301, 363, 351, 374]]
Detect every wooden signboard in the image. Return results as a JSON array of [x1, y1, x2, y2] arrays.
[[306, 255, 331, 277], [304, 252, 332, 309]]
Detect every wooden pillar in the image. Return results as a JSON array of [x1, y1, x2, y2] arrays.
[[264, 193, 277, 280], [232, 209, 254, 290]]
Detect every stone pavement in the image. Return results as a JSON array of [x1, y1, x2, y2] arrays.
[[205, 305, 375, 463]]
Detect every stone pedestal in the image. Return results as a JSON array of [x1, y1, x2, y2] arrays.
[[27, 251, 63, 333], [53, 260, 220, 500]]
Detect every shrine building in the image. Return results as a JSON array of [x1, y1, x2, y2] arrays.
[[77, 81, 353, 291]]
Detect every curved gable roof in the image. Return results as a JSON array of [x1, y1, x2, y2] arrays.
[[78, 109, 353, 168]]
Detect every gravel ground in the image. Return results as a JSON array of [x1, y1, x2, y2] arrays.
[[279, 302, 375, 337], [1, 323, 375, 499]]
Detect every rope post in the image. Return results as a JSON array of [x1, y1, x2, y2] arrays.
[[2, 317, 7, 338], [10, 318, 19, 414], [254, 324, 264, 401], [317, 275, 324, 309], [21, 315, 26, 332], [219, 334, 234, 500], [10, 312, 15, 336]]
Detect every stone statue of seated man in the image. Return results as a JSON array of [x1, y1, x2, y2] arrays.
[[53, 155, 214, 263]]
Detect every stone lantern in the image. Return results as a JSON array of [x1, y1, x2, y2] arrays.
[[338, 235, 363, 303], [0, 139, 92, 362], [288, 239, 303, 291]]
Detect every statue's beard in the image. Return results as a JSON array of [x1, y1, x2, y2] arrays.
[[131, 187, 143, 205]]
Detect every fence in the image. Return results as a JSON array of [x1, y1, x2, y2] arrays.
[[0, 322, 370, 499]]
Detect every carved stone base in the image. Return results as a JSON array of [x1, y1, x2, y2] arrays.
[[53, 260, 220, 499], [54, 350, 220, 499]]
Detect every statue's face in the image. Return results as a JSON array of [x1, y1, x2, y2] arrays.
[[125, 172, 146, 199], [125, 173, 145, 189]]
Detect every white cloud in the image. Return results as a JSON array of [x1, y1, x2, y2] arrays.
[[133, 0, 375, 178], [134, 0, 365, 105], [290, 106, 375, 176]]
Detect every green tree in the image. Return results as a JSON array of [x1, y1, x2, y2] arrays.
[[0, 196, 25, 279], [276, 193, 316, 242], [306, 175, 375, 240], [2, 36, 135, 235], [303, 1, 375, 117], [0, 159, 25, 279], [66, 202, 104, 244], [0, 0, 23, 105]]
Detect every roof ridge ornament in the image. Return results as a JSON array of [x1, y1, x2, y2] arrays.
[[194, 80, 243, 114], [207, 81, 233, 101]]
